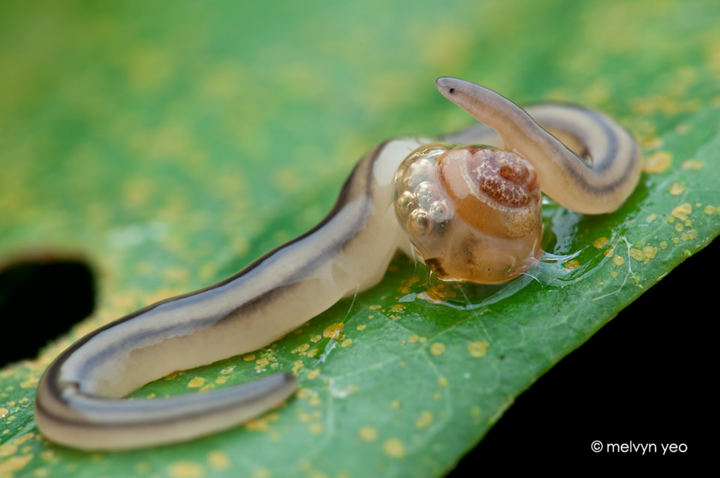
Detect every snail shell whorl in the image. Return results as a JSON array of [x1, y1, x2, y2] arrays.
[[394, 143, 542, 284]]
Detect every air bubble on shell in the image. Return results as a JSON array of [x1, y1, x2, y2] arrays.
[[404, 159, 434, 189], [396, 192, 418, 220], [429, 201, 450, 222], [408, 209, 433, 236], [415, 181, 440, 209]]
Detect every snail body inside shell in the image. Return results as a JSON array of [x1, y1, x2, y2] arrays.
[[394, 143, 543, 284]]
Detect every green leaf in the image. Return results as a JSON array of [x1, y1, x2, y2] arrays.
[[1, 0, 717, 476]]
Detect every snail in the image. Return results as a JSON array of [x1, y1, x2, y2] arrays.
[[34, 78, 641, 450]]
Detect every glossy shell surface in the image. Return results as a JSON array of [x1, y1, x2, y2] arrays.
[[394, 143, 543, 283]]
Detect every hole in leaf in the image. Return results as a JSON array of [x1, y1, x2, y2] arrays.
[[0, 254, 95, 366]]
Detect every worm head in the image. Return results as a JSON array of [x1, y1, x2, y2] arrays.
[[394, 142, 543, 284]]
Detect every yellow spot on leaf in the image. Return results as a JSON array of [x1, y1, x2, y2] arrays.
[[292, 361, 304, 374], [188, 377, 205, 388], [610, 271, 619, 278], [33, 467, 50, 477], [297, 344, 310, 353], [383, 438, 405, 458], [391, 400, 401, 409], [408, 335, 419, 343], [564, 259, 580, 270], [323, 323, 344, 338], [613, 255, 625, 266], [220, 366, 235, 374], [20, 377, 38, 389], [357, 324, 366, 330], [308, 423, 324, 434], [672, 203, 692, 220], [604, 248, 614, 258], [437, 376, 449, 387], [369, 305, 381, 310], [415, 411, 434, 429], [433, 391, 442, 400], [341, 339, 353, 348], [245, 418, 270, 432], [660, 242, 668, 249], [675, 223, 684, 232], [307, 369, 320, 380], [704, 205, 717, 215], [593, 237, 608, 248], [310, 334, 322, 343], [425, 283, 457, 301], [669, 182, 685, 195], [468, 341, 490, 358], [0, 407, 7, 418], [168, 461, 205, 478], [309, 396, 322, 407], [0, 443, 18, 457], [430, 343, 446, 356], [215, 376, 227, 385], [0, 455, 33, 475], [629, 249, 645, 261], [252, 468, 272, 478], [390, 304, 405, 312], [681, 160, 703, 170], [470, 406, 482, 418], [642, 246, 657, 259], [646, 214, 657, 222], [675, 123, 692, 134], [307, 349, 318, 358], [688, 229, 698, 240], [243, 355, 256, 362], [296, 388, 311, 399], [642, 151, 672, 173], [207, 451, 231, 471], [256, 358, 270, 367], [359, 426, 378, 442]]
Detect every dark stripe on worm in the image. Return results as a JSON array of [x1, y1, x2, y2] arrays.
[[37, 374, 295, 428], [42, 139, 393, 407]]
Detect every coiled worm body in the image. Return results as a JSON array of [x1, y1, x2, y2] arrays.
[[35, 77, 641, 450]]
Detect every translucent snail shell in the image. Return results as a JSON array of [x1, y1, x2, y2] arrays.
[[394, 142, 542, 284]]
